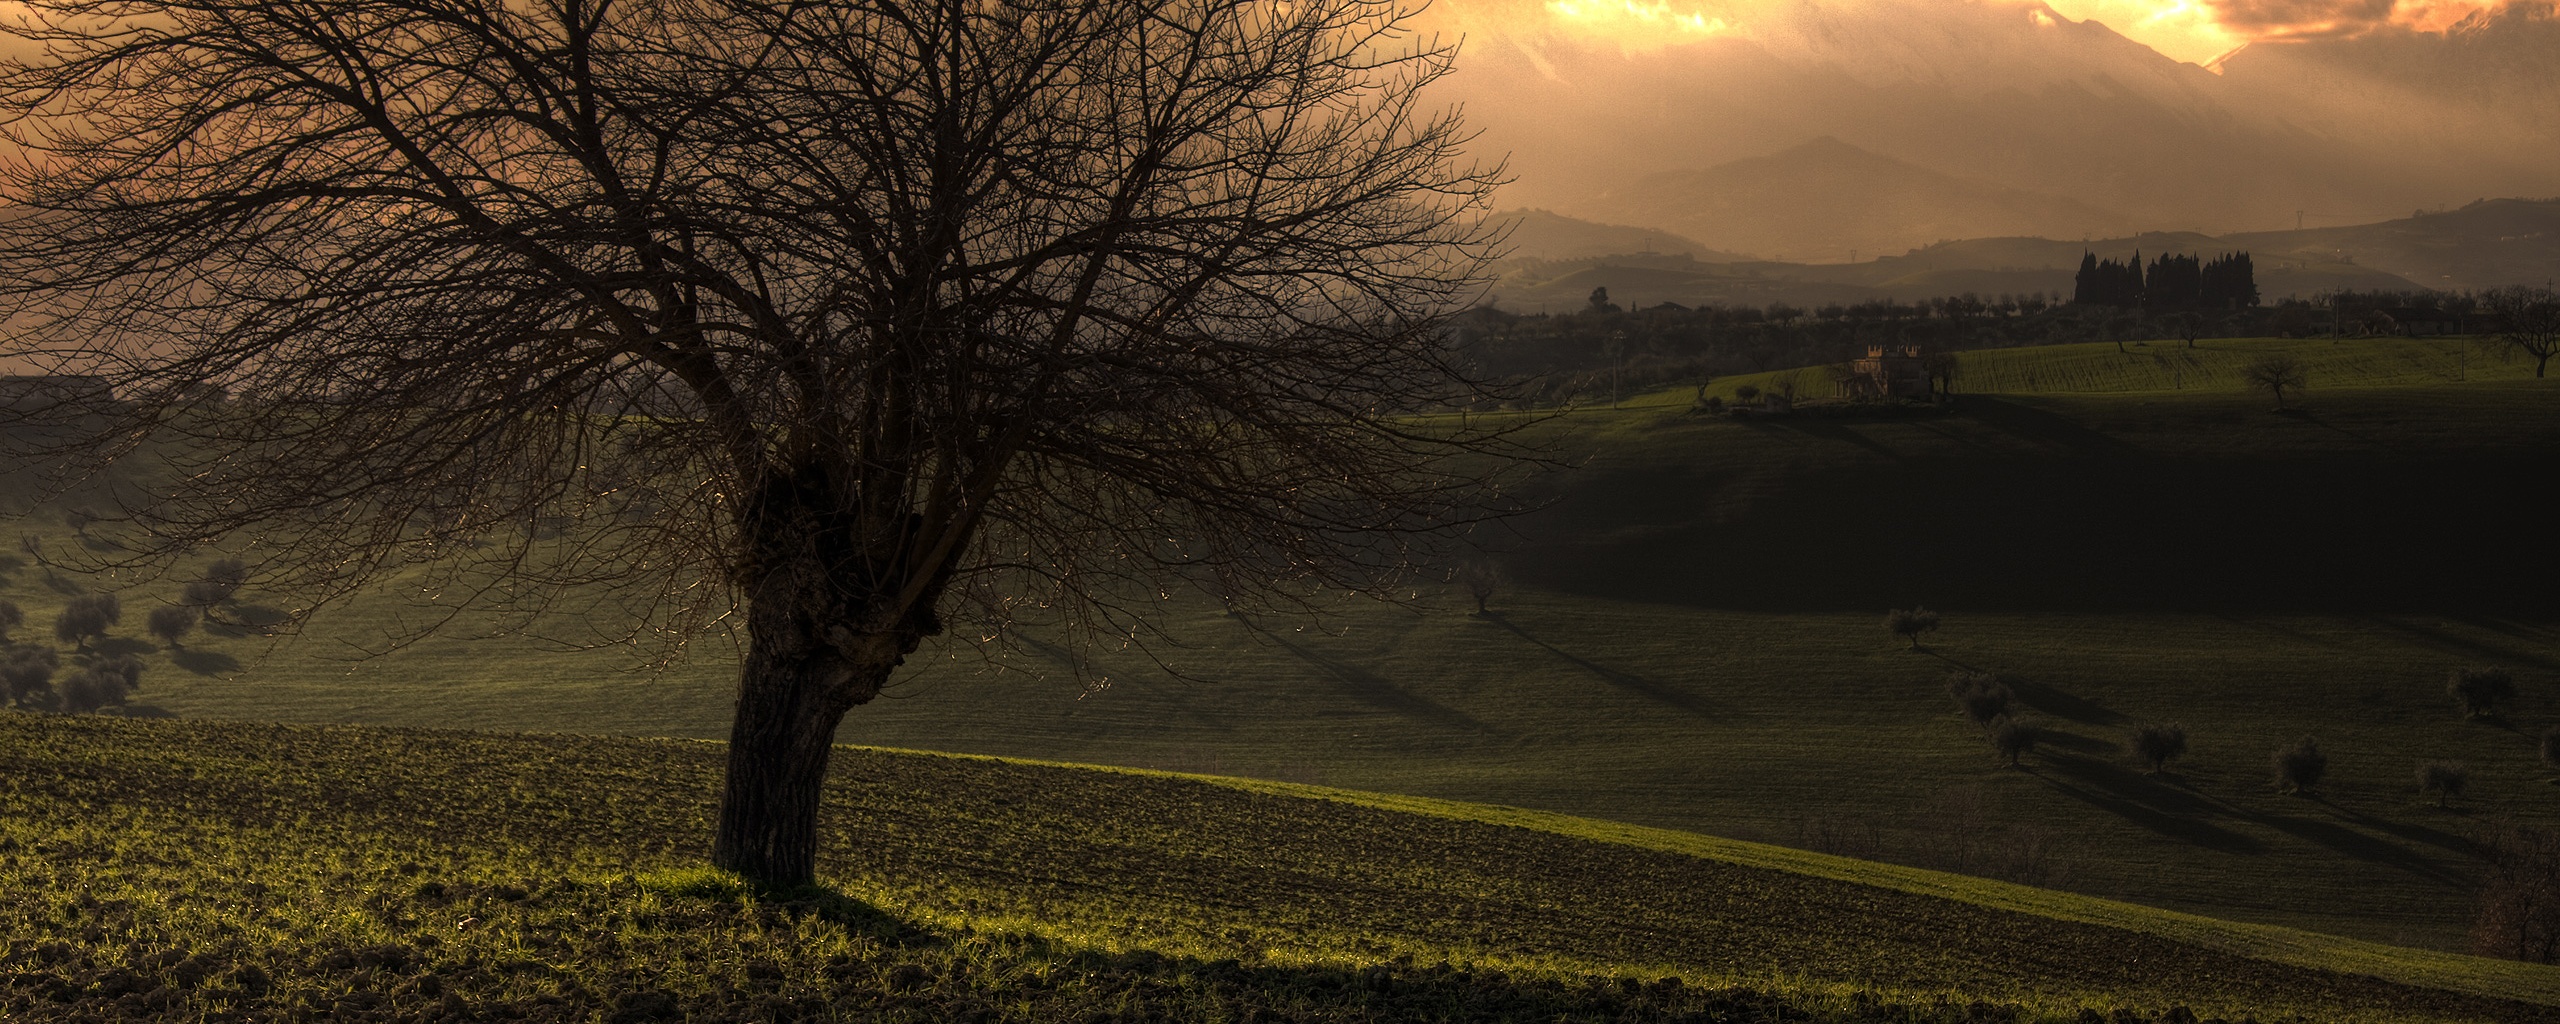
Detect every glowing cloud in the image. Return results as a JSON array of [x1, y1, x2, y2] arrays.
[[1542, 0, 1734, 45]]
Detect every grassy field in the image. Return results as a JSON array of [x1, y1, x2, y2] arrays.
[[4, 336, 2558, 954], [4, 714, 2557, 1023]]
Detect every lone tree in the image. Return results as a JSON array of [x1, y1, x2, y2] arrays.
[[1993, 720, 2039, 767], [1457, 559, 1504, 617], [2273, 735, 2328, 795], [2242, 354, 2307, 410], [2132, 722, 2189, 775], [0, 0, 1510, 886], [1946, 671, 2011, 730], [52, 594, 120, 651], [147, 605, 200, 649], [2448, 667, 2518, 719], [2416, 761, 2469, 808], [0, 599, 19, 642], [0, 647, 58, 709], [1886, 607, 1941, 649], [2481, 285, 2560, 378], [181, 559, 249, 609]]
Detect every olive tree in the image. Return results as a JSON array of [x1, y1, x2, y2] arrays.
[[2131, 722, 2188, 775], [0, 0, 1511, 885]]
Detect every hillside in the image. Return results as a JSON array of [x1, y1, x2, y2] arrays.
[[6, 338, 2560, 953], [1584, 137, 2137, 262], [3, 714, 2556, 1023]]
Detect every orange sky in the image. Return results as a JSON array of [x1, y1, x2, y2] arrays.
[[1425, 0, 2504, 66]]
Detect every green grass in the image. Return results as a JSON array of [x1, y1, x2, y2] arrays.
[[5, 335, 2559, 955], [3, 714, 2556, 1023], [1613, 335, 2546, 409]]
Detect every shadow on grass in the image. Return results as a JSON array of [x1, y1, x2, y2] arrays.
[[109, 703, 176, 719], [1959, 396, 2139, 459], [2033, 727, 2120, 756], [1744, 416, 1907, 462], [93, 636, 156, 658], [1260, 631, 1495, 735], [639, 868, 913, 940], [2358, 615, 2560, 674], [1486, 613, 1719, 718], [2032, 752, 2263, 854], [2238, 800, 2470, 888], [172, 648, 244, 675], [2011, 680, 2128, 727]]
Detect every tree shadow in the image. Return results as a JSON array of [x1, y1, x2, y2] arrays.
[[2033, 752, 2263, 854], [2010, 679, 2128, 727], [2319, 802, 2481, 860], [2359, 615, 2560, 673], [2238, 801, 2470, 888], [1486, 613, 1719, 717], [1958, 397, 2139, 459], [1264, 633, 1495, 735], [1745, 416, 1907, 462], [92, 636, 156, 658], [171, 649, 244, 676], [2032, 727, 2119, 756], [107, 703, 176, 719]]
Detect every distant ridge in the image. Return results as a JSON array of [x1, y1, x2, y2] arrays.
[[1582, 137, 2137, 262], [1484, 209, 1746, 263]]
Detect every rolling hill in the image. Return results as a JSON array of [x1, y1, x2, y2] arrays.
[[3, 714, 2555, 1022], [5, 337, 2559, 955], [1582, 137, 2138, 263]]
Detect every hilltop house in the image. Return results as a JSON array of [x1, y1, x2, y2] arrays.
[[1837, 344, 1932, 400]]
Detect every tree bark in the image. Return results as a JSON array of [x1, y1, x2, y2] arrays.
[[709, 482, 931, 888], [709, 641, 881, 887]]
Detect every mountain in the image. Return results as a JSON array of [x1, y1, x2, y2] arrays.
[[1484, 209, 1744, 262], [1582, 137, 2137, 261], [1439, 0, 2560, 242], [1480, 199, 2560, 312]]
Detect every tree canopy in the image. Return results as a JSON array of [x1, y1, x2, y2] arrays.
[[1, 0, 1514, 884]]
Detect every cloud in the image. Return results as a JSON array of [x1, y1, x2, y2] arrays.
[[2203, 0, 2501, 39]]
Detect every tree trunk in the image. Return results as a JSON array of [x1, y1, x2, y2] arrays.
[[709, 643, 881, 887]]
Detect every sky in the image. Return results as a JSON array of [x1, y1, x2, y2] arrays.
[[1422, 0, 2504, 66]]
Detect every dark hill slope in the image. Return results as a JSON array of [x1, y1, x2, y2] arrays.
[[1, 715, 2554, 1023]]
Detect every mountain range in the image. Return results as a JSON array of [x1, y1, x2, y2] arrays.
[[1484, 199, 2560, 313], [1442, 0, 2560, 255]]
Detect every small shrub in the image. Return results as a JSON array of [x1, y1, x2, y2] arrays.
[[2132, 723, 2188, 775], [1885, 607, 1941, 649], [1992, 721, 2039, 767], [1946, 672, 2011, 730], [2448, 667, 2517, 719], [2418, 761, 2470, 808], [148, 604, 200, 647], [53, 594, 121, 650], [2273, 736, 2327, 795], [1733, 384, 1761, 402]]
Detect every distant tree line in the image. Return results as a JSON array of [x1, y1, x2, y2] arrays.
[[2071, 251, 2257, 310], [1450, 281, 2543, 408]]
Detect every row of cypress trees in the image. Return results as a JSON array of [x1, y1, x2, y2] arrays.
[[2073, 250, 2258, 310]]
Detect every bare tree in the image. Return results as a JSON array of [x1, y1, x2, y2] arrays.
[[2273, 735, 2327, 795], [1886, 607, 1941, 649], [2476, 822, 2560, 964], [147, 605, 200, 649], [0, 0, 1513, 884], [2449, 667, 2518, 719], [2131, 722, 2188, 775], [2242, 354, 2307, 410], [2417, 761, 2469, 808], [2481, 286, 2560, 378], [1457, 558, 1504, 617]]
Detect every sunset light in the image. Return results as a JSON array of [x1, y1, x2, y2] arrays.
[[1447, 0, 2509, 67]]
